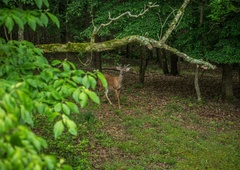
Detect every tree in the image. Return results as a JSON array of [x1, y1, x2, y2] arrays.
[[172, 0, 240, 100], [0, 0, 107, 169]]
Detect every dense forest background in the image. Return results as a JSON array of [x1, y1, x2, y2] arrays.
[[0, 0, 240, 169], [1, 0, 240, 100]]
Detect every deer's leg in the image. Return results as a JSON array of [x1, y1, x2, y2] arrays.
[[105, 89, 113, 105], [115, 89, 121, 109]]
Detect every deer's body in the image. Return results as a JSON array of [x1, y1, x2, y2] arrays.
[[99, 65, 130, 109]]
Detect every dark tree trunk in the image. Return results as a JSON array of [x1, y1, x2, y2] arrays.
[[18, 3, 24, 41], [222, 64, 235, 101], [161, 49, 169, 75], [156, 48, 162, 68], [93, 36, 102, 71], [200, 0, 205, 26], [195, 65, 201, 101], [139, 47, 151, 84], [170, 53, 179, 76]]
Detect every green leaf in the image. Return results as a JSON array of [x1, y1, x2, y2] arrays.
[[44, 156, 56, 170], [66, 102, 79, 113], [37, 103, 46, 115], [51, 59, 61, 66], [34, 0, 43, 9], [28, 16, 37, 31], [82, 75, 90, 88], [46, 12, 60, 28], [41, 70, 53, 82], [40, 13, 48, 27], [12, 15, 24, 30], [62, 165, 73, 170], [60, 85, 71, 96], [42, 0, 49, 8], [72, 70, 85, 76], [59, 71, 71, 78], [16, 90, 33, 111], [97, 72, 108, 89], [31, 136, 41, 151], [5, 16, 14, 33], [51, 91, 62, 100], [54, 103, 62, 112], [72, 88, 80, 103], [3, 94, 17, 114], [62, 103, 70, 115], [65, 118, 77, 136], [20, 105, 34, 127], [63, 62, 70, 71], [53, 79, 64, 89], [47, 112, 59, 122], [79, 92, 88, 108], [72, 76, 82, 84], [26, 79, 38, 88], [54, 120, 64, 139], [88, 75, 97, 89], [85, 89, 100, 104]]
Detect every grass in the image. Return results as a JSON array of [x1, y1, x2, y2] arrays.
[[33, 63, 240, 170]]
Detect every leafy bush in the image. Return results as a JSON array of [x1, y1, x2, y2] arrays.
[[0, 38, 107, 169]]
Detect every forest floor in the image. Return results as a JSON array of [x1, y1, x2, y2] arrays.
[[36, 61, 240, 169]]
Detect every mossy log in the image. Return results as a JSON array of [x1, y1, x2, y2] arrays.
[[36, 35, 216, 70]]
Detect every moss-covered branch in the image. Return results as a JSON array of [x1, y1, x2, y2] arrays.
[[36, 35, 215, 69]]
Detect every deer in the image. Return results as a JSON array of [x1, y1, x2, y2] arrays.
[[98, 64, 130, 109]]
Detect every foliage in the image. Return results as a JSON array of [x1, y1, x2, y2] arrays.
[[172, 0, 240, 64], [0, 37, 107, 169], [208, 0, 238, 22], [0, 0, 59, 33], [72, 0, 168, 41], [0, 0, 108, 169]]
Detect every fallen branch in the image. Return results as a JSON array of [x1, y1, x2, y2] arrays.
[[37, 35, 216, 69]]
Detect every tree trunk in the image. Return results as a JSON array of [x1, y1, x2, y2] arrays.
[[93, 36, 102, 71], [222, 64, 235, 101], [156, 48, 162, 68], [170, 53, 179, 76], [139, 47, 151, 84], [195, 65, 201, 101], [18, 3, 24, 41], [200, 0, 205, 26], [161, 49, 169, 75]]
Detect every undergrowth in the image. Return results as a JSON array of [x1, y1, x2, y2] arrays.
[[34, 96, 240, 169]]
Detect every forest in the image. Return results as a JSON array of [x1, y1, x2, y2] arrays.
[[0, 0, 240, 169]]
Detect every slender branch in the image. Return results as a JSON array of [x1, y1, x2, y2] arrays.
[[157, 9, 177, 40], [3, 26, 9, 41], [90, 2, 159, 42], [160, 0, 190, 43]]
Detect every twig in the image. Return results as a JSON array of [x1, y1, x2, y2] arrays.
[[90, 2, 159, 42]]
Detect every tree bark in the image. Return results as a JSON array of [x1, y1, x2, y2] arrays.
[[200, 0, 205, 26], [170, 53, 179, 76], [161, 49, 169, 75], [222, 64, 235, 101], [18, 3, 24, 41], [139, 47, 151, 84], [92, 36, 102, 71], [195, 65, 201, 101]]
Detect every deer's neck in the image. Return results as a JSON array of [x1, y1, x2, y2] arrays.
[[118, 74, 123, 83]]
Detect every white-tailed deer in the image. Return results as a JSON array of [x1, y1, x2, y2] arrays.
[[99, 65, 130, 109]]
